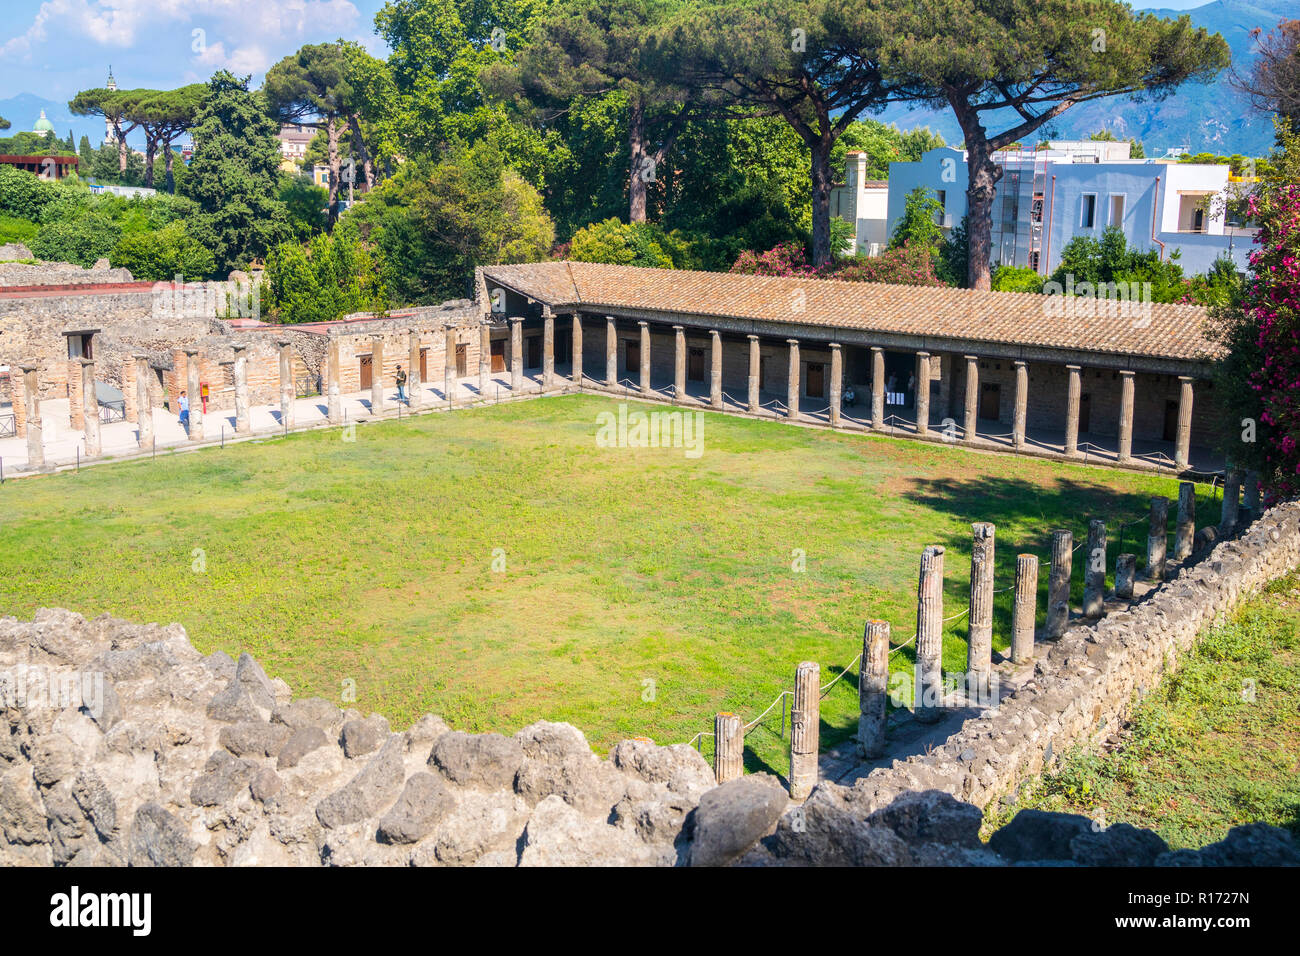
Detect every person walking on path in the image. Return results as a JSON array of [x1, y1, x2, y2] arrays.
[[178, 391, 190, 434], [396, 365, 408, 404]]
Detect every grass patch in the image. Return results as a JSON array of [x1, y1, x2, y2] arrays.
[[985, 570, 1300, 848], [0, 394, 1195, 777]]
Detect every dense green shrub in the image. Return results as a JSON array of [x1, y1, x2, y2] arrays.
[[111, 221, 216, 281]]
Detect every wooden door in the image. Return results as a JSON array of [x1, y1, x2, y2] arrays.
[[359, 355, 373, 390], [1079, 393, 1092, 433], [806, 363, 825, 399], [978, 382, 1000, 420], [419, 348, 428, 381], [455, 344, 468, 377], [688, 348, 705, 382], [625, 339, 640, 374], [491, 339, 506, 372]]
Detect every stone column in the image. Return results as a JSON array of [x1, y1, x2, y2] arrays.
[[713, 713, 743, 784], [915, 545, 945, 724], [542, 313, 555, 389], [1082, 519, 1107, 618], [20, 364, 43, 468], [1012, 554, 1038, 664], [571, 313, 583, 385], [789, 661, 820, 800], [871, 346, 885, 428], [963, 355, 978, 443], [1219, 468, 1241, 534], [184, 348, 203, 441], [638, 321, 651, 396], [77, 358, 101, 457], [914, 350, 930, 435], [858, 620, 890, 759], [1175, 376, 1194, 469], [1047, 529, 1073, 638], [479, 326, 491, 395], [327, 338, 342, 424], [277, 340, 295, 428], [444, 326, 457, 404], [134, 354, 153, 450], [1012, 360, 1028, 450], [829, 343, 842, 426], [1175, 481, 1196, 560], [967, 523, 995, 695], [1146, 496, 1169, 581], [605, 317, 617, 387], [709, 331, 723, 409], [510, 317, 523, 392], [1115, 554, 1136, 599], [673, 325, 686, 399], [370, 335, 385, 416], [232, 344, 251, 433], [786, 339, 800, 421], [408, 330, 423, 409], [1064, 364, 1082, 455], [747, 335, 760, 413], [1117, 370, 1135, 463]]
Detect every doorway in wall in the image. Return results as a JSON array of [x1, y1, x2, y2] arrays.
[[491, 339, 506, 372], [979, 382, 1001, 420], [806, 363, 825, 399], [359, 355, 373, 390]]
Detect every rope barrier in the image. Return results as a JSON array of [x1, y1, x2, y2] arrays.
[[818, 652, 862, 698]]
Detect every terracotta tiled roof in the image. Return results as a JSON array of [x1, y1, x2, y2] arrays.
[[482, 261, 1221, 363]]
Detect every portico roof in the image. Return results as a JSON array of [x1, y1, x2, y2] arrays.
[[481, 261, 1222, 367]]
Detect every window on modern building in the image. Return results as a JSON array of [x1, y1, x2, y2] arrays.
[[1109, 194, 1125, 226], [934, 190, 946, 226], [1081, 194, 1097, 229]]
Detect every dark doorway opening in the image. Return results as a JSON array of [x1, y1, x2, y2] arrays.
[[688, 348, 705, 382], [807, 363, 826, 399], [1163, 399, 1179, 442], [625, 339, 640, 375], [1079, 393, 1092, 433], [526, 336, 542, 369], [978, 382, 1001, 421]]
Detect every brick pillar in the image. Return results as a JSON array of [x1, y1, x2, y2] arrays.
[[67, 358, 85, 430], [967, 522, 995, 695], [1147, 496, 1169, 580], [232, 344, 251, 433], [915, 544, 945, 724], [786, 339, 800, 420], [1013, 360, 1028, 450], [789, 661, 820, 800], [1175, 376, 1194, 469], [185, 348, 203, 441], [542, 313, 555, 389], [709, 330, 722, 409], [914, 350, 930, 436], [510, 317, 523, 392], [277, 340, 294, 429], [1064, 364, 1082, 455], [479, 325, 491, 395], [409, 330, 423, 409], [871, 346, 885, 428], [1175, 481, 1196, 560], [1082, 519, 1107, 618], [747, 335, 760, 413], [605, 317, 617, 386], [713, 712, 743, 783], [963, 355, 978, 443], [327, 338, 342, 423], [571, 313, 582, 385], [638, 321, 651, 396], [858, 620, 889, 759], [1047, 529, 1073, 638], [1012, 554, 1038, 663], [673, 325, 686, 399], [10, 370, 26, 438], [134, 354, 153, 449], [371, 335, 385, 416], [20, 363, 43, 468], [444, 326, 456, 405], [1115, 553, 1137, 599], [828, 343, 842, 426], [79, 358, 100, 457], [122, 357, 138, 423], [1117, 370, 1135, 463]]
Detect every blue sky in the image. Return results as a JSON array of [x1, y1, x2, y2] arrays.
[[0, 0, 1216, 104], [0, 0, 392, 101]]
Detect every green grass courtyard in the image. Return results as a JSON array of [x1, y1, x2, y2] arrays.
[[0, 394, 1202, 776]]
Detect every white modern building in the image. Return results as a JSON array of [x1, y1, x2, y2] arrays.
[[885, 142, 1256, 275], [830, 151, 890, 256]]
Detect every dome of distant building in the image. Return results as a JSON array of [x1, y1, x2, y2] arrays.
[[33, 110, 55, 136]]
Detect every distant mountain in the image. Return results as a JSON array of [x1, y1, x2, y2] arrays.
[[0, 92, 146, 150], [872, 0, 1293, 158]]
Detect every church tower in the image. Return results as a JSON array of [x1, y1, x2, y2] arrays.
[[104, 66, 117, 145]]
